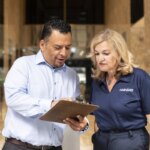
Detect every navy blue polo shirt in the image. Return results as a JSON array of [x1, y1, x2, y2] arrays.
[[90, 68, 150, 131]]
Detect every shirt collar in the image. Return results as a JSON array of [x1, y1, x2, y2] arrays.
[[98, 73, 132, 85], [35, 50, 66, 72], [119, 73, 133, 82]]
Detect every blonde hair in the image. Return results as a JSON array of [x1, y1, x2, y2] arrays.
[[90, 29, 137, 80]]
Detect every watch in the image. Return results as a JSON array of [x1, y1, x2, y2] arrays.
[[81, 123, 89, 132]]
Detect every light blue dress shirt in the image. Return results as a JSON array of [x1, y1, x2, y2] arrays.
[[2, 50, 80, 146]]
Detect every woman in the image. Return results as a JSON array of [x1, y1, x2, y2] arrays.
[[90, 29, 150, 150]]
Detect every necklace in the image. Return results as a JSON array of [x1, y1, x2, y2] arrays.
[[106, 79, 112, 85]]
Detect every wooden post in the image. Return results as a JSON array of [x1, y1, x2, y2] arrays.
[[3, 0, 25, 74], [104, 0, 131, 45]]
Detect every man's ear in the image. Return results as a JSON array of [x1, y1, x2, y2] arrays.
[[39, 40, 46, 52]]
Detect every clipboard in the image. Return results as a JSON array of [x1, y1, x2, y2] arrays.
[[40, 100, 99, 123]]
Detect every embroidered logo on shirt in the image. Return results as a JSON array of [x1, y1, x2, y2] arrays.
[[119, 88, 134, 92]]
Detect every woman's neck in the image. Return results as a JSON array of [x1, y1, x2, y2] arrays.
[[106, 73, 116, 86]]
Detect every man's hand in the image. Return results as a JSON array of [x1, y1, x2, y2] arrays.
[[63, 115, 88, 131], [51, 100, 59, 107], [51, 97, 72, 107]]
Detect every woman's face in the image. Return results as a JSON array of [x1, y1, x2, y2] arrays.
[[94, 41, 119, 74]]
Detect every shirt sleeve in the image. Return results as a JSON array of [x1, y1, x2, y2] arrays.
[[139, 71, 150, 114], [4, 58, 51, 118]]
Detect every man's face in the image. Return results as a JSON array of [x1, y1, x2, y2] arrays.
[[40, 30, 72, 68]]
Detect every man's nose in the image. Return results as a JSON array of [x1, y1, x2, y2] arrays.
[[60, 48, 67, 56]]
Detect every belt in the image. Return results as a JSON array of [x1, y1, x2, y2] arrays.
[[6, 138, 61, 150], [100, 127, 145, 134]]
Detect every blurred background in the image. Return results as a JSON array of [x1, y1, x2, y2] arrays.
[[0, 0, 150, 149]]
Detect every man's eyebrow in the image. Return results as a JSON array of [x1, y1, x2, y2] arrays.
[[66, 44, 72, 47], [54, 44, 72, 47]]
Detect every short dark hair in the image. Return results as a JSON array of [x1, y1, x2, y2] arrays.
[[40, 17, 71, 40]]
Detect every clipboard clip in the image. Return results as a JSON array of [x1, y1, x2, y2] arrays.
[[76, 95, 86, 103]]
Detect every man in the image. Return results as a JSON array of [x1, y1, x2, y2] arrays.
[[2, 18, 88, 150]]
